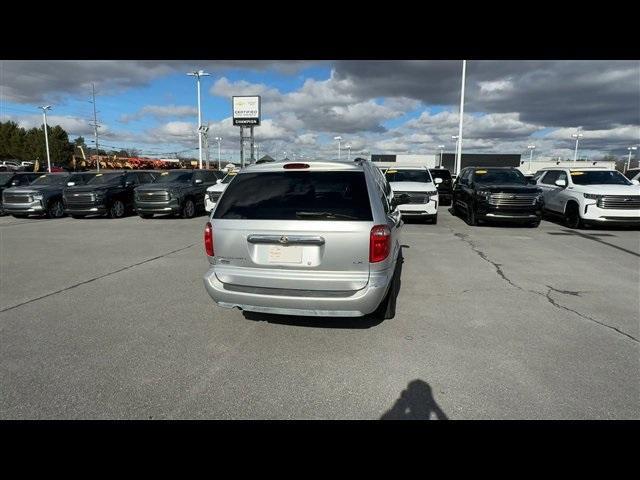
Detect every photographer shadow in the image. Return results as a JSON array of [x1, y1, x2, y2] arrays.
[[380, 379, 449, 420]]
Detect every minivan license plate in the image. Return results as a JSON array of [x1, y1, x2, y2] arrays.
[[267, 245, 302, 263]]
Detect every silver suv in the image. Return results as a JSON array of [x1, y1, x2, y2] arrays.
[[202, 160, 407, 319]]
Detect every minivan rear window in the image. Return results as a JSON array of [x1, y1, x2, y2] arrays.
[[213, 171, 373, 221]]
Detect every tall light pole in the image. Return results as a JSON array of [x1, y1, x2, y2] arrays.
[[39, 106, 52, 172], [334, 136, 342, 160], [572, 131, 583, 165], [626, 146, 638, 172], [187, 70, 210, 169], [345, 144, 351, 161], [455, 60, 467, 176], [214, 137, 222, 170], [89, 84, 101, 172], [438, 144, 445, 168], [451, 135, 459, 169], [527, 145, 536, 173], [200, 124, 210, 169]]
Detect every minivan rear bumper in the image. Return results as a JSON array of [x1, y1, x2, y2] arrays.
[[203, 267, 393, 317]]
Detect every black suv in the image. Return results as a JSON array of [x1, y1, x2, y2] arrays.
[[63, 170, 156, 218], [0, 172, 39, 215], [452, 167, 544, 227], [134, 169, 219, 218], [429, 167, 453, 205]]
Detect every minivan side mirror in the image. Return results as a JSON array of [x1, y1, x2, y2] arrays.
[[434, 177, 443, 184], [631, 179, 639, 186], [216, 179, 222, 184], [555, 179, 567, 187]]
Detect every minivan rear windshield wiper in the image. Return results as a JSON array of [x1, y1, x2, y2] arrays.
[[295, 211, 361, 220]]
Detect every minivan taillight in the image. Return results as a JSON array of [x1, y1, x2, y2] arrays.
[[369, 225, 391, 263], [204, 221, 214, 256]]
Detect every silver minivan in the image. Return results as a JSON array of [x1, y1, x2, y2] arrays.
[[202, 160, 407, 319]]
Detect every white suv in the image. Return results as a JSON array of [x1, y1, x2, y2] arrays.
[[535, 167, 640, 228], [204, 170, 238, 213], [381, 166, 440, 224]]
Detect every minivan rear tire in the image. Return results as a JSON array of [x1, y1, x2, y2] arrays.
[[372, 251, 403, 320]]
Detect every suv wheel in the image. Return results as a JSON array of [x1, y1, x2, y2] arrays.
[[466, 204, 477, 226], [47, 199, 65, 218], [564, 203, 583, 229], [108, 200, 125, 219], [181, 198, 195, 219]]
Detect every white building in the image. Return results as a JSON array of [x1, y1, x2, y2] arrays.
[[517, 159, 616, 175]]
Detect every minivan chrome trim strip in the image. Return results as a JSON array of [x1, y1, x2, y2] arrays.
[[247, 234, 325, 245]]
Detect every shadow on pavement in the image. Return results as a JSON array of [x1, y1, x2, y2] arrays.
[[242, 311, 385, 329], [381, 379, 449, 420], [542, 213, 640, 232]]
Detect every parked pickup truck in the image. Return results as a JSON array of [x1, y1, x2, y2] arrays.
[[2, 172, 70, 218], [135, 169, 219, 218], [0, 172, 39, 215], [63, 170, 156, 218]]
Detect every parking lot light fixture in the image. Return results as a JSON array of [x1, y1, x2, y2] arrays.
[[626, 146, 638, 172], [451, 135, 459, 170], [214, 137, 223, 170], [572, 132, 584, 164], [527, 145, 536, 173], [334, 136, 343, 160], [438, 145, 445, 167], [39, 106, 52, 173], [455, 60, 467, 177], [187, 70, 211, 169]]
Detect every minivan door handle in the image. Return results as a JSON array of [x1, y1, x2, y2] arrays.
[[247, 235, 325, 246]]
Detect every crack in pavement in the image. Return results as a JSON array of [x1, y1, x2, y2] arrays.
[[539, 288, 638, 343], [547, 285, 583, 297], [448, 226, 638, 344], [451, 230, 523, 290], [0, 243, 198, 314]]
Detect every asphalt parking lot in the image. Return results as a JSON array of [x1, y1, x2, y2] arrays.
[[1, 210, 638, 419]]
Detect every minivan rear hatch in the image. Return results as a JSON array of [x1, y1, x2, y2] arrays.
[[211, 168, 374, 292]]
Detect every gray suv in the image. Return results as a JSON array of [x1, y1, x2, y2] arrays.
[[202, 160, 408, 319]]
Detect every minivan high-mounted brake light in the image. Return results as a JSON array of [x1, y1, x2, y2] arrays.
[[283, 163, 310, 169]]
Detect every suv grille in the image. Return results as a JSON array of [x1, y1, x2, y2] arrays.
[[138, 191, 170, 202], [3, 192, 32, 203], [488, 192, 538, 207], [65, 192, 94, 204], [597, 195, 640, 210], [394, 191, 430, 204]]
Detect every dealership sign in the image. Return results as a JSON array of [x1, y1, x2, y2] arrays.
[[232, 96, 261, 126]]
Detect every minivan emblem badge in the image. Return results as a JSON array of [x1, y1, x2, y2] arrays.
[[279, 236, 289, 244]]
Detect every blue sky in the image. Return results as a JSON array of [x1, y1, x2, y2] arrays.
[[2, 60, 638, 160]]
